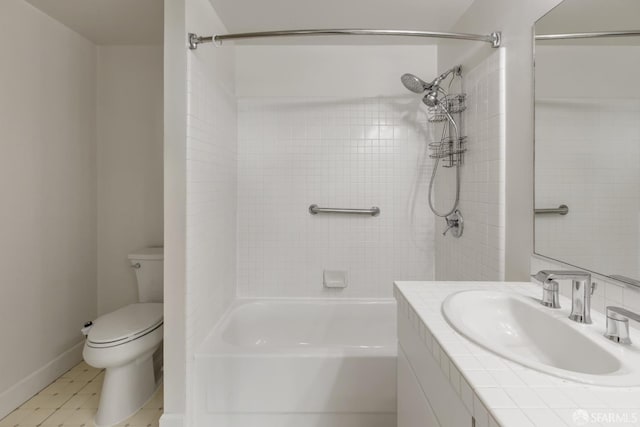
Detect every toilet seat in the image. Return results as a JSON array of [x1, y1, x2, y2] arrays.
[[87, 303, 163, 348]]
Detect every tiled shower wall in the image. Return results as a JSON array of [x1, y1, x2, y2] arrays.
[[434, 51, 505, 281], [183, 0, 236, 423], [237, 97, 435, 298], [186, 44, 237, 353]]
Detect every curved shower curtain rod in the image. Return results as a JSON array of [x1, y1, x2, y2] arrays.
[[187, 29, 502, 50], [536, 30, 640, 41]]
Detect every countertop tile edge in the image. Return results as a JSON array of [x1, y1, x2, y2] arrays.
[[393, 280, 640, 427]]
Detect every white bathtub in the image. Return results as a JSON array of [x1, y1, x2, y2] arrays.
[[195, 299, 397, 427]]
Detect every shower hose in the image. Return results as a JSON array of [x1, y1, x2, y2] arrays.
[[427, 108, 461, 218]]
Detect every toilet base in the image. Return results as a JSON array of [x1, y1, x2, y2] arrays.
[[94, 349, 160, 427]]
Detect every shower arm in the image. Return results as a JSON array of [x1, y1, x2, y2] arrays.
[[187, 29, 502, 50], [430, 66, 462, 89]]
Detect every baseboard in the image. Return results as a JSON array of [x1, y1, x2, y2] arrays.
[[0, 341, 84, 419], [160, 413, 184, 427]]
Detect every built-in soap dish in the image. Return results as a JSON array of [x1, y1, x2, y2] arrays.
[[323, 270, 348, 288]]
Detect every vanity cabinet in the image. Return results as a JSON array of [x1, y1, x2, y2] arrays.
[[397, 311, 473, 427]]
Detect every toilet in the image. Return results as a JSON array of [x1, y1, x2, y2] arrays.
[[83, 247, 164, 427]]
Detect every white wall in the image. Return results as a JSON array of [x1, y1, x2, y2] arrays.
[[439, 0, 564, 280], [96, 45, 164, 315], [162, 0, 188, 423], [535, 45, 640, 99], [236, 46, 436, 298], [0, 0, 97, 417], [236, 45, 438, 98], [434, 51, 505, 280], [162, 0, 237, 425]]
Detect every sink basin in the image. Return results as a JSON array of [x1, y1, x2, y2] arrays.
[[442, 290, 640, 387]]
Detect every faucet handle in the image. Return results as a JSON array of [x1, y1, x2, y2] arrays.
[[604, 306, 640, 345], [531, 271, 549, 284], [531, 274, 561, 309], [442, 222, 456, 236], [541, 280, 561, 309]]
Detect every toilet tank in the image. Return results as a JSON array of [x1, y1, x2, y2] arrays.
[[128, 247, 164, 303]]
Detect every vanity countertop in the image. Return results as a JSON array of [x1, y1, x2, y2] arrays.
[[394, 281, 640, 427]]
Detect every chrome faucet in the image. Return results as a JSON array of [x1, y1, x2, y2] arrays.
[[532, 270, 596, 324]]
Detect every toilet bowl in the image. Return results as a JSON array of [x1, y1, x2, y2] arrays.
[[83, 248, 164, 427]]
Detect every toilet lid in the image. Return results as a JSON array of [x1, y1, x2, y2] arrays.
[[88, 303, 163, 347]]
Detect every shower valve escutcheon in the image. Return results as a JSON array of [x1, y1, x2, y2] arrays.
[[443, 210, 463, 238]]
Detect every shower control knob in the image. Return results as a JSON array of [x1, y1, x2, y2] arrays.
[[442, 210, 463, 238], [443, 223, 456, 236]]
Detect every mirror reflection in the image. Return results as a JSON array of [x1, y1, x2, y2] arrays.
[[534, 0, 640, 283]]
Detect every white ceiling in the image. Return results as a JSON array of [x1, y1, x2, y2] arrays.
[[23, 0, 163, 45], [207, 0, 475, 44], [22, 0, 475, 46]]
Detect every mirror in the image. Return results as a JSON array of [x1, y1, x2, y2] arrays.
[[534, 0, 640, 284]]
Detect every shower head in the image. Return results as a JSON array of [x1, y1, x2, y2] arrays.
[[400, 73, 433, 94], [401, 66, 462, 108], [431, 65, 462, 89], [422, 90, 440, 107]]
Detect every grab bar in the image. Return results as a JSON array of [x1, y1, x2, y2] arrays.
[[534, 204, 569, 215], [308, 204, 380, 217]]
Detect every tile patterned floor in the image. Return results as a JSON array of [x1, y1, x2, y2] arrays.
[[0, 362, 162, 427]]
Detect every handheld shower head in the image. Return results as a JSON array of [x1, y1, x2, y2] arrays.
[[420, 66, 462, 107], [400, 73, 433, 94], [422, 90, 440, 107]]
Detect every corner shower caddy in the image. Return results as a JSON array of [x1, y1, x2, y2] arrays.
[[399, 65, 467, 238], [427, 93, 467, 168]]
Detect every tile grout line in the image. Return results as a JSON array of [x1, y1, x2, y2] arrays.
[[34, 367, 104, 427], [2, 361, 162, 427]]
